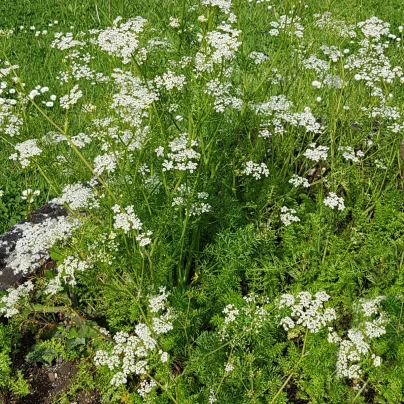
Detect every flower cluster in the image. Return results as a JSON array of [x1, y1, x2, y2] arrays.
[[357, 17, 390, 41], [93, 152, 118, 175], [187, 193, 212, 217], [218, 294, 270, 343], [249, 51, 269, 65], [339, 146, 365, 163], [56, 51, 108, 86], [171, 186, 211, 217], [323, 192, 345, 211], [0, 280, 34, 318], [314, 12, 356, 38], [161, 133, 200, 173], [253, 99, 322, 136], [329, 296, 387, 379], [45, 255, 91, 294], [279, 291, 336, 333], [52, 183, 99, 210], [0, 101, 23, 137], [204, 79, 243, 112], [136, 231, 153, 247], [289, 174, 310, 188], [202, 0, 232, 14], [21, 189, 40, 203], [243, 161, 269, 180], [154, 70, 187, 92], [320, 45, 342, 62], [303, 55, 330, 75], [59, 84, 83, 109], [94, 288, 173, 389], [9, 139, 42, 168], [280, 206, 300, 226], [110, 69, 158, 128], [5, 214, 80, 276], [112, 205, 143, 234], [137, 379, 157, 399], [205, 23, 241, 64], [96, 16, 148, 64], [269, 15, 304, 38], [51, 32, 85, 50], [194, 22, 241, 74], [303, 143, 329, 162]]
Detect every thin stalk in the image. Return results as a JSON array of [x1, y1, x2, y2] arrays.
[[352, 381, 368, 402], [269, 329, 308, 404], [146, 373, 178, 404], [202, 341, 232, 360], [29, 98, 113, 197], [215, 347, 234, 397]]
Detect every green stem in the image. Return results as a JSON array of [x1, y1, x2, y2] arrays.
[[146, 373, 179, 404], [352, 381, 368, 402], [269, 329, 308, 404]]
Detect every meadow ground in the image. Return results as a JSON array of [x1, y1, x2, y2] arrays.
[[0, 0, 404, 403]]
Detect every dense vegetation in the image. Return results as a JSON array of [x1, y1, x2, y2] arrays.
[[0, 0, 403, 402]]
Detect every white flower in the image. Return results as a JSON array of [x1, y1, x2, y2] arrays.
[[339, 146, 364, 162], [357, 17, 390, 41], [9, 139, 42, 168], [243, 161, 269, 180], [52, 183, 98, 210], [280, 316, 295, 330], [360, 296, 385, 317], [168, 17, 180, 28], [137, 379, 157, 398], [149, 286, 170, 313], [372, 354, 381, 367], [154, 70, 187, 91], [96, 16, 148, 64], [0, 281, 34, 318], [303, 143, 329, 162], [208, 389, 217, 403], [60, 84, 82, 109], [332, 296, 387, 380], [155, 146, 165, 157], [5, 216, 80, 276], [279, 294, 295, 308], [249, 51, 269, 64], [280, 206, 300, 226], [28, 89, 39, 99], [159, 350, 169, 363], [113, 205, 143, 234], [279, 291, 335, 333], [51, 32, 85, 50], [136, 231, 153, 246], [162, 133, 200, 173], [94, 293, 173, 387], [93, 152, 117, 175], [187, 202, 211, 217], [204, 79, 242, 112], [324, 193, 345, 211], [312, 80, 322, 88], [224, 362, 234, 372], [202, 0, 232, 14], [289, 174, 310, 188], [110, 372, 127, 387]]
